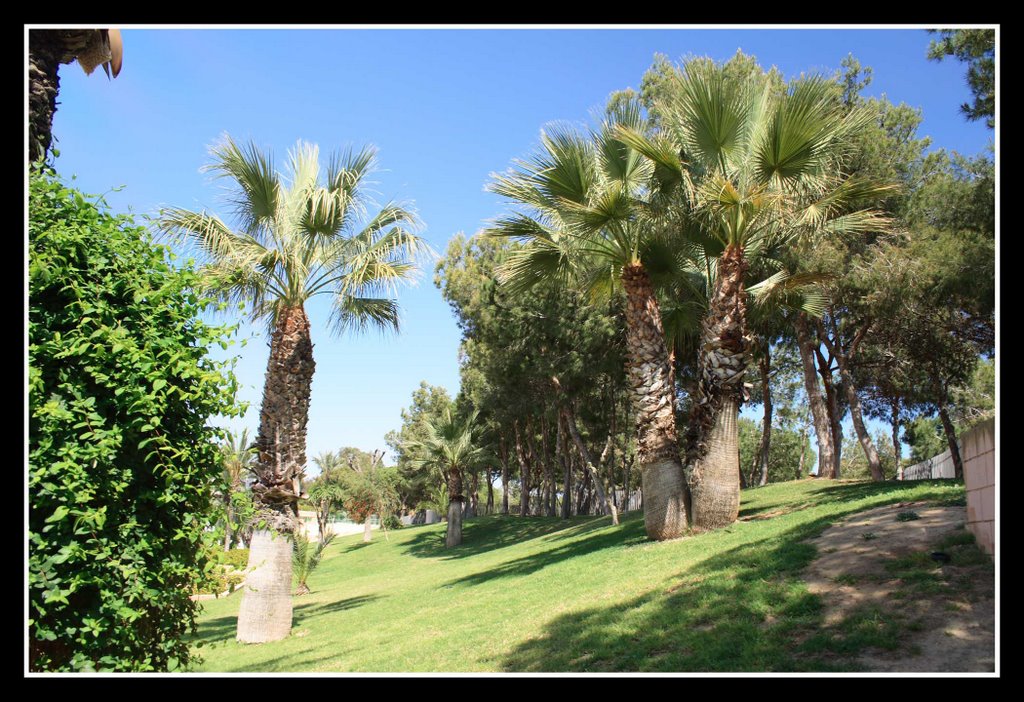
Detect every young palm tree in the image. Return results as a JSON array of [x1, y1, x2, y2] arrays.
[[308, 451, 345, 543], [158, 135, 424, 643], [488, 101, 690, 541], [407, 408, 487, 548], [219, 428, 256, 551], [619, 62, 893, 529]]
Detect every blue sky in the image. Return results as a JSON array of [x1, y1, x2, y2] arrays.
[[44, 27, 994, 473]]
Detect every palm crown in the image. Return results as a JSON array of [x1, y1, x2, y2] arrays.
[[158, 136, 425, 335]]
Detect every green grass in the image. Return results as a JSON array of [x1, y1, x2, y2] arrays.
[[189, 479, 964, 672]]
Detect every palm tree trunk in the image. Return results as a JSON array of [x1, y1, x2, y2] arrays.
[[446, 467, 464, 548], [236, 529, 294, 643], [794, 313, 836, 478], [620, 264, 689, 539], [687, 246, 749, 530], [223, 499, 234, 551], [756, 349, 773, 487], [237, 304, 315, 643]]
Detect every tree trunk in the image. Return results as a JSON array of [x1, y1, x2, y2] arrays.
[[446, 467, 464, 547], [467, 471, 479, 518], [514, 421, 530, 517], [446, 500, 464, 547], [558, 414, 572, 519], [362, 517, 373, 543], [561, 405, 611, 516], [836, 356, 883, 481], [500, 434, 510, 515], [936, 398, 964, 479], [890, 398, 902, 479], [756, 349, 773, 487], [224, 500, 234, 551], [620, 264, 689, 539], [794, 313, 836, 478], [236, 530, 294, 643], [815, 348, 843, 479], [486, 466, 494, 515], [797, 429, 807, 480], [237, 304, 315, 642], [687, 247, 749, 530]]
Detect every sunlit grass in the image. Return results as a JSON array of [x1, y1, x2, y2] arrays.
[[190, 478, 964, 672]]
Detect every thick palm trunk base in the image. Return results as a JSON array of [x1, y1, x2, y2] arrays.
[[446, 499, 464, 548], [237, 529, 294, 643], [690, 398, 741, 531], [641, 458, 690, 540], [686, 247, 749, 531], [621, 264, 689, 540]]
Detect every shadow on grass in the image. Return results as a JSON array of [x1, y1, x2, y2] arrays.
[[446, 512, 648, 588], [192, 615, 237, 648], [499, 481, 961, 672], [293, 594, 383, 621], [230, 649, 349, 673], [399, 514, 612, 560]]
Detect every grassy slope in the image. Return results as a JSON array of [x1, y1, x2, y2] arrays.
[[190, 479, 965, 673]]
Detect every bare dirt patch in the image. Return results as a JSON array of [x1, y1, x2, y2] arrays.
[[803, 501, 994, 672]]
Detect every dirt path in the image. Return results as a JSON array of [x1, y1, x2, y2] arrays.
[[803, 501, 995, 672]]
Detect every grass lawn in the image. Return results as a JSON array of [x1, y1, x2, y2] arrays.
[[190, 478, 967, 672]]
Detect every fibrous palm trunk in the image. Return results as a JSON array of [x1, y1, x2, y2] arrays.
[[620, 264, 689, 540], [237, 305, 315, 643], [446, 466, 464, 548], [28, 29, 117, 162], [686, 246, 750, 531]]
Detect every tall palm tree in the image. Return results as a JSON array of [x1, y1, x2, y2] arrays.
[[28, 28, 123, 161], [488, 100, 690, 541], [158, 135, 424, 643], [407, 408, 487, 548], [619, 61, 893, 529]]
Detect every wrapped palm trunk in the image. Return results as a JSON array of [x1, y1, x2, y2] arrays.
[[621, 264, 689, 540], [446, 467, 464, 548], [237, 305, 315, 643], [686, 246, 750, 531]]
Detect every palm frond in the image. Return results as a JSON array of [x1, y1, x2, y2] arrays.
[[205, 135, 280, 239]]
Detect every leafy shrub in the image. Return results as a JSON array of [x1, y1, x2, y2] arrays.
[[219, 548, 250, 571], [28, 166, 243, 672]]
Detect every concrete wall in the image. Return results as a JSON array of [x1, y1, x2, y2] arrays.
[[962, 418, 995, 556], [902, 446, 958, 481]]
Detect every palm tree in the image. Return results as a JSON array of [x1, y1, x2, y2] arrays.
[[488, 100, 690, 541], [407, 408, 487, 548], [308, 451, 345, 543], [158, 135, 424, 643], [28, 28, 123, 161], [219, 428, 256, 551], [619, 61, 893, 529]]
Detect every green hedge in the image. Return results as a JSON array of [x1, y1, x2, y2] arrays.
[[28, 166, 243, 672]]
